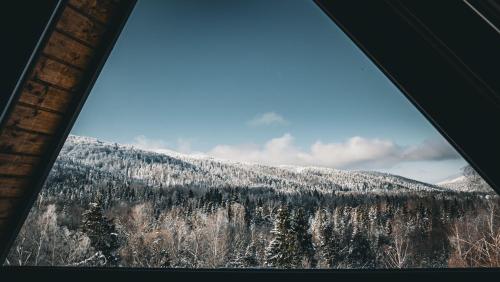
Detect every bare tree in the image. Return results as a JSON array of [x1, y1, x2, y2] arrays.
[[448, 200, 500, 267], [383, 216, 411, 268]]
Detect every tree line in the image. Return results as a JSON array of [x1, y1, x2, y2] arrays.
[[6, 177, 499, 268]]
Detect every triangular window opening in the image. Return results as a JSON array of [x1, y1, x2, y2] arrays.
[[7, 0, 498, 268]]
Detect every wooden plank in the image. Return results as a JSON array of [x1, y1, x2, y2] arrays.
[[0, 199, 20, 218], [43, 31, 95, 70], [56, 6, 106, 47], [31, 57, 83, 91], [0, 187, 25, 198], [5, 104, 62, 135], [0, 177, 29, 198], [0, 128, 51, 156], [18, 80, 74, 114], [0, 154, 39, 177], [69, 0, 120, 24]]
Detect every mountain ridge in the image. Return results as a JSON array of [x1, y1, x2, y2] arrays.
[[57, 135, 485, 194]]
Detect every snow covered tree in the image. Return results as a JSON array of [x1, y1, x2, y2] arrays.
[[228, 242, 258, 268], [347, 231, 375, 268], [242, 242, 259, 267], [316, 210, 345, 268], [265, 206, 294, 268], [290, 208, 316, 267], [81, 198, 120, 266], [8, 135, 498, 268], [346, 207, 375, 268], [463, 165, 492, 192]]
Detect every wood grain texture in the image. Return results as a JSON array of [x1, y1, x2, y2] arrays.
[[5, 105, 62, 135], [0, 177, 29, 198], [31, 56, 83, 91], [0, 154, 40, 177], [0, 128, 52, 156], [69, 0, 120, 23], [18, 80, 74, 114], [0, 0, 134, 261], [0, 185, 28, 199], [44, 31, 94, 70], [56, 6, 106, 47]]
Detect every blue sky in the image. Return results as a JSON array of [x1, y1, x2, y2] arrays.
[[71, 0, 466, 183]]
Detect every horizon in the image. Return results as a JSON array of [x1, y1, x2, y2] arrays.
[[66, 134, 462, 185], [70, 0, 467, 183]]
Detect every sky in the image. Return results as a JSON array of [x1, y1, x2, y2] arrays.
[[71, 0, 467, 183]]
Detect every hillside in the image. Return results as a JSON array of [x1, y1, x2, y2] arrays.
[[50, 135, 460, 195], [437, 175, 493, 193]]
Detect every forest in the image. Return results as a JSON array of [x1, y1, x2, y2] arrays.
[[5, 136, 499, 268]]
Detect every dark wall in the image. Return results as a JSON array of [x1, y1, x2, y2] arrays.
[[0, 0, 60, 119], [315, 0, 500, 195]]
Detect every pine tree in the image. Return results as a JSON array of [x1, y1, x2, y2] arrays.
[[229, 242, 259, 268], [315, 210, 331, 266], [290, 208, 316, 267], [81, 198, 120, 266], [317, 208, 349, 268], [347, 231, 376, 268], [265, 206, 294, 268], [242, 241, 259, 267]]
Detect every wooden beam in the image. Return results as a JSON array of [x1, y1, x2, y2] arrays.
[[0, 154, 40, 177], [31, 56, 84, 91], [18, 80, 74, 114], [0, 177, 30, 198], [0, 128, 51, 156], [68, 0, 120, 24], [56, 6, 106, 48], [5, 104, 63, 135], [44, 31, 95, 70], [0, 0, 137, 263]]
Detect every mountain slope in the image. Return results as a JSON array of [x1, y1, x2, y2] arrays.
[[437, 175, 493, 193], [45, 135, 467, 195]]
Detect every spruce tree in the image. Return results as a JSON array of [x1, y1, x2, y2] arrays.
[[265, 206, 294, 268], [242, 242, 259, 267], [347, 231, 375, 268], [229, 242, 259, 268], [290, 208, 316, 267], [316, 210, 334, 266], [317, 209, 347, 268], [82, 198, 120, 266]]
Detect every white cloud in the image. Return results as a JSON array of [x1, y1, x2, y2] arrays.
[[207, 134, 460, 170], [133, 135, 171, 152], [402, 139, 460, 161], [247, 112, 288, 127], [132, 135, 196, 155], [176, 138, 194, 154], [132, 134, 461, 172]]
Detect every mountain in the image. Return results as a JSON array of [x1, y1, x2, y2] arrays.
[[437, 176, 468, 190], [437, 175, 493, 193], [43, 135, 476, 196]]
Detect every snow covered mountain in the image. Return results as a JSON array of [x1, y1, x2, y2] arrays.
[[437, 175, 493, 193], [437, 176, 468, 190], [51, 135, 476, 195]]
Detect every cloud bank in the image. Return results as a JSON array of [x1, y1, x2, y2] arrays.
[[133, 135, 194, 155], [207, 134, 460, 169], [132, 134, 461, 171], [247, 112, 288, 127]]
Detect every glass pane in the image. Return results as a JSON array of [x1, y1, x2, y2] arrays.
[[7, 0, 498, 268]]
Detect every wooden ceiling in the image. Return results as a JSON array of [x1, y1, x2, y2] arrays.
[[0, 0, 136, 262]]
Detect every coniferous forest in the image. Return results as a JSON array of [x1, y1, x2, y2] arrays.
[[5, 136, 500, 268]]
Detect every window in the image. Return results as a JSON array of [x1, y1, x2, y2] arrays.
[[7, 0, 498, 268]]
